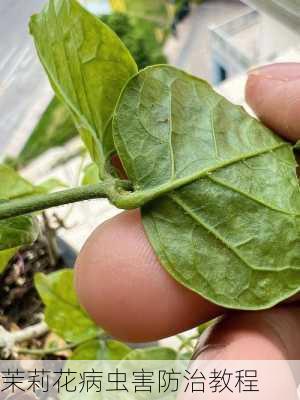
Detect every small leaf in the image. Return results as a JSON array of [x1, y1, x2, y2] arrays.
[[123, 346, 177, 361], [0, 247, 19, 274], [114, 65, 300, 310], [81, 163, 100, 186], [35, 178, 68, 193], [0, 165, 39, 256], [71, 339, 131, 360], [17, 96, 77, 167], [0, 164, 35, 200], [0, 216, 39, 251], [35, 270, 100, 342], [30, 0, 138, 175]]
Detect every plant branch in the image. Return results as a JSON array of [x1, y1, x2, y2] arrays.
[[0, 321, 49, 357], [17, 333, 107, 356], [0, 181, 125, 221]]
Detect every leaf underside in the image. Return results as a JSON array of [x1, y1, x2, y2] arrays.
[[30, 0, 137, 174], [114, 65, 300, 309]]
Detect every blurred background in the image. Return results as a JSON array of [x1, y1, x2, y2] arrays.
[[0, 0, 299, 357], [0, 0, 299, 250]]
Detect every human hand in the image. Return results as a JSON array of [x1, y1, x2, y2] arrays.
[[75, 63, 300, 361]]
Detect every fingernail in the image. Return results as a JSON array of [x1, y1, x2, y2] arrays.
[[248, 63, 300, 82]]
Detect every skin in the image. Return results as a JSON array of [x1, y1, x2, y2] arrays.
[[76, 63, 300, 362]]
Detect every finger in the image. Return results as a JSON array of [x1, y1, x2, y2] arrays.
[[179, 307, 300, 400], [75, 210, 222, 342], [194, 305, 300, 360], [246, 62, 300, 141]]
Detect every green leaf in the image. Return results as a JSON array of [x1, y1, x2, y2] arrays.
[[71, 339, 131, 360], [35, 178, 68, 193], [113, 65, 300, 310], [123, 346, 177, 361], [0, 164, 35, 200], [101, 12, 167, 70], [81, 163, 100, 186], [0, 165, 39, 258], [110, 0, 173, 29], [0, 216, 39, 251], [0, 247, 19, 274], [35, 269, 100, 342], [17, 96, 77, 167], [30, 0, 138, 176]]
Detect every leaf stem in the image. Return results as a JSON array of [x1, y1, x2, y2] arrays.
[[0, 182, 122, 221]]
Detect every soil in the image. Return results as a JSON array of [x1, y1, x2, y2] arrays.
[[0, 215, 76, 359], [0, 237, 63, 330]]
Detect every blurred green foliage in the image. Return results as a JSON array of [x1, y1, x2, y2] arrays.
[[102, 12, 167, 69]]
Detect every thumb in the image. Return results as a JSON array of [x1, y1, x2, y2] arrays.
[[246, 63, 300, 142]]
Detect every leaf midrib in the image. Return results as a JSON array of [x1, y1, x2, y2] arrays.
[[123, 141, 289, 207], [169, 192, 299, 272]]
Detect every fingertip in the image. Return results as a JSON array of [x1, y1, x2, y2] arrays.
[[246, 63, 300, 141], [75, 210, 221, 342], [195, 306, 300, 360]]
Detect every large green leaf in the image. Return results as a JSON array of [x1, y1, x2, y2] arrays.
[[30, 0, 138, 176], [17, 97, 76, 168], [113, 65, 300, 310], [35, 270, 101, 342]]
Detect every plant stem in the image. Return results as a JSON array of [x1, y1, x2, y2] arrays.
[[17, 333, 105, 356], [0, 182, 117, 221]]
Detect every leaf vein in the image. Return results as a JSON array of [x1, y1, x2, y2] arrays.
[[169, 192, 299, 272], [207, 174, 300, 217]]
